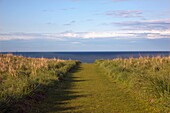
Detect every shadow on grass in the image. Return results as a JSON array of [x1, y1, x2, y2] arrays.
[[33, 65, 88, 113]]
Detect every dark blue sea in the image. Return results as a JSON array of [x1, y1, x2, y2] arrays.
[[1, 52, 170, 63]]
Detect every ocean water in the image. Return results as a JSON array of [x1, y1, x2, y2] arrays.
[[1, 52, 170, 63]]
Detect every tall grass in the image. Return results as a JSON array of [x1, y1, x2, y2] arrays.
[[0, 54, 80, 112], [95, 56, 170, 112]]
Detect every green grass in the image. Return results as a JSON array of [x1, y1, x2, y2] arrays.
[[32, 64, 152, 113], [0, 54, 79, 113], [95, 56, 170, 112], [1, 55, 169, 113]]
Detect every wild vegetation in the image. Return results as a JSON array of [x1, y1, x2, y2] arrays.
[[32, 64, 151, 113], [0, 54, 80, 113], [95, 56, 170, 112], [1, 54, 170, 112]]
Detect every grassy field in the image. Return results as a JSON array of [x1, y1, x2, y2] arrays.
[[1, 54, 170, 113], [31, 64, 151, 113], [95, 56, 170, 112], [0, 54, 80, 113]]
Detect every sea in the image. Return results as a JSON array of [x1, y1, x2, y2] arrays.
[[1, 52, 170, 63]]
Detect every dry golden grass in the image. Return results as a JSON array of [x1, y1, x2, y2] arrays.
[[0, 54, 79, 112]]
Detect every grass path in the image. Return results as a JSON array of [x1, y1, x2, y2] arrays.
[[33, 64, 151, 113]]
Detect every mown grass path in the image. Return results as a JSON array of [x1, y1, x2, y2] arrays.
[[34, 64, 150, 113]]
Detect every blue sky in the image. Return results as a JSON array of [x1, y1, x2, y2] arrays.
[[0, 0, 170, 51]]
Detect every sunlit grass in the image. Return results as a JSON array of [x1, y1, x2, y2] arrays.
[[95, 56, 170, 112], [0, 54, 80, 112], [32, 64, 151, 113]]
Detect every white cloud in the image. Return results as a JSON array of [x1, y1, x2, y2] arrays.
[[0, 34, 36, 40], [77, 32, 136, 38], [71, 41, 82, 44], [106, 10, 143, 18], [56, 30, 170, 39], [110, 19, 170, 30], [0, 29, 170, 41]]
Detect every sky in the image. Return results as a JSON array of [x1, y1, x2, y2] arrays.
[[0, 0, 170, 52]]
